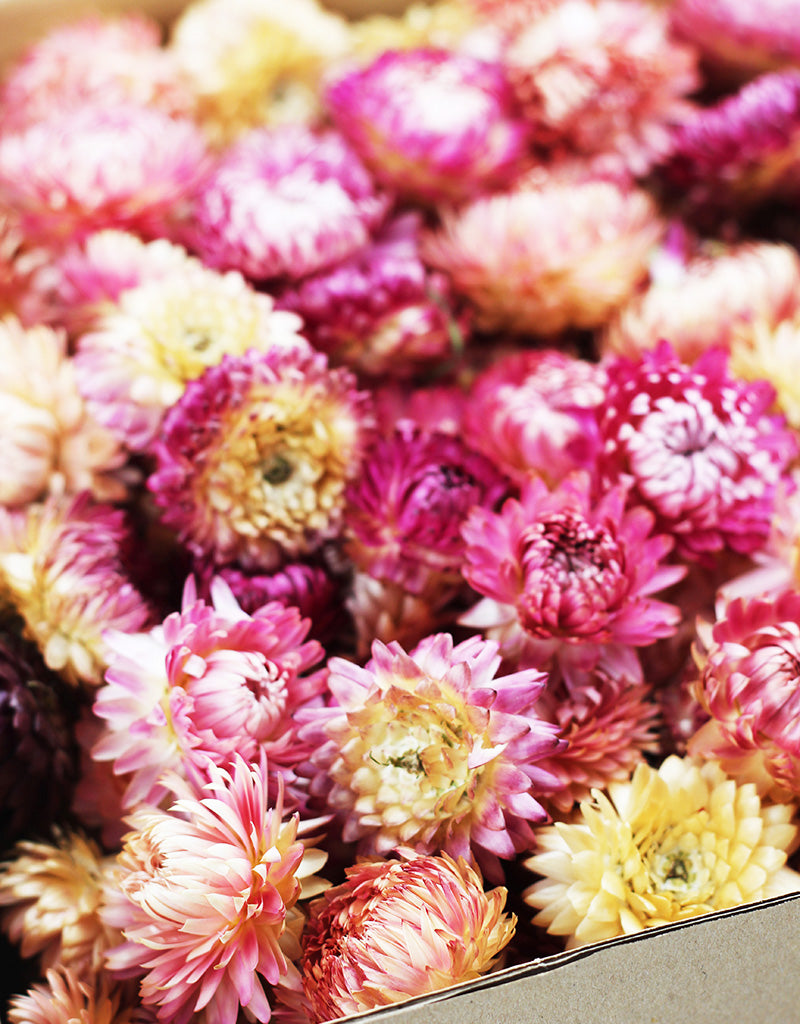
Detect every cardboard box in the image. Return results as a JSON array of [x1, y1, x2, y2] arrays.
[[1, 3, 799, 1022]]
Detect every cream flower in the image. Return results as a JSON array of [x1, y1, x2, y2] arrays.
[[730, 315, 800, 430], [525, 756, 800, 949]]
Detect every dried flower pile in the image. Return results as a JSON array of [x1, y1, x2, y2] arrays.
[[2, 0, 800, 1021]]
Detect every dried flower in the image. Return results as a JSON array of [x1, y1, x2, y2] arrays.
[[596, 340, 798, 562], [0, 629, 78, 848], [303, 632, 562, 877], [169, 0, 351, 143], [325, 47, 529, 204], [148, 347, 373, 570], [670, 0, 800, 86], [0, 14, 193, 133], [0, 494, 150, 687], [423, 172, 663, 334], [505, 0, 699, 176], [660, 70, 800, 223], [0, 829, 117, 978], [301, 851, 515, 1021], [602, 232, 800, 365], [730, 314, 800, 430], [344, 422, 508, 594], [0, 316, 130, 507], [463, 348, 606, 486], [92, 575, 325, 811], [460, 473, 684, 677], [688, 592, 800, 801], [351, 0, 477, 60], [0, 103, 209, 245], [74, 264, 307, 451], [8, 968, 149, 1024], [184, 125, 391, 281], [276, 212, 467, 378], [524, 756, 800, 948], [102, 756, 328, 1024]]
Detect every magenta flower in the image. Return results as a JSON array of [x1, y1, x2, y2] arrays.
[[325, 47, 529, 204], [302, 631, 563, 879], [505, 0, 699, 177], [148, 347, 373, 570], [0, 104, 209, 245], [344, 422, 509, 594], [464, 348, 606, 487], [689, 591, 800, 800], [184, 124, 392, 281], [102, 756, 328, 1024], [0, 13, 193, 133], [596, 340, 798, 563], [92, 576, 325, 810], [460, 473, 684, 677], [659, 70, 800, 223], [276, 212, 468, 378]]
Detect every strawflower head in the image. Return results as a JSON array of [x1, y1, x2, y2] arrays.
[[660, 70, 800, 224], [0, 629, 78, 848], [0, 315, 129, 507], [524, 756, 800, 948], [303, 631, 563, 878], [74, 263, 307, 451], [0, 103, 209, 246], [148, 346, 373, 570], [0, 13, 194, 133], [92, 575, 325, 811], [184, 124, 391, 281], [0, 206, 55, 327], [505, 0, 699, 177], [0, 494, 150, 687], [169, 0, 351, 143], [463, 348, 607, 486], [688, 591, 800, 801], [350, 0, 477, 61], [670, 0, 800, 86], [730, 314, 800, 430], [8, 968, 149, 1024], [102, 756, 328, 1024], [324, 47, 529, 204], [460, 473, 684, 677], [276, 212, 468, 378], [301, 851, 515, 1021], [422, 170, 663, 334], [533, 661, 661, 815], [0, 829, 118, 978], [596, 340, 798, 563], [343, 421, 509, 594], [602, 232, 800, 364]]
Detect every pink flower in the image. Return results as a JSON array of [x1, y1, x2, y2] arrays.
[[460, 473, 684, 677], [533, 662, 661, 814], [463, 348, 607, 487], [148, 347, 373, 570], [344, 422, 509, 594], [302, 632, 563, 879], [183, 125, 392, 281], [602, 229, 800, 364], [670, 0, 800, 86], [688, 591, 800, 800], [102, 756, 328, 1024], [659, 70, 800, 224], [0, 494, 150, 687], [0, 14, 193, 132], [92, 576, 325, 811], [301, 851, 515, 1021], [0, 104, 209, 245], [8, 968, 149, 1024], [505, 0, 699, 177], [276, 212, 468, 378], [596, 340, 798, 562], [422, 170, 663, 334], [324, 47, 529, 204]]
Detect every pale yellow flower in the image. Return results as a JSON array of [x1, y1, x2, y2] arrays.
[[0, 830, 118, 979], [524, 756, 800, 949], [350, 0, 477, 61], [730, 315, 800, 430]]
